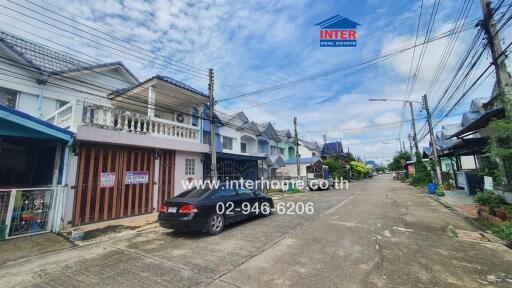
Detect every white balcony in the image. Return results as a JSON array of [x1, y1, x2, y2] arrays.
[[46, 100, 200, 142]]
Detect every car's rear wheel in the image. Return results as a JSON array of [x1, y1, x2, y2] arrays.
[[205, 213, 224, 235]]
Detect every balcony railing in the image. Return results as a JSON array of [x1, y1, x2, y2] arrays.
[[45, 100, 200, 142]]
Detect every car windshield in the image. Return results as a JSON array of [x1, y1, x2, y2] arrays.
[[175, 188, 212, 199]]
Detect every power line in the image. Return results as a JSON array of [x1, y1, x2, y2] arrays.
[[0, 3, 209, 81], [10, 0, 209, 74], [302, 117, 427, 134], [217, 18, 480, 103]]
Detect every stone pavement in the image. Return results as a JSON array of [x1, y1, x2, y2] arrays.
[[1, 177, 512, 287]]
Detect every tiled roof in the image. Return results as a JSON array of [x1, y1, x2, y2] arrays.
[[0, 29, 89, 72], [470, 98, 487, 113], [321, 141, 343, 156], [256, 122, 270, 132], [299, 139, 320, 152], [216, 110, 236, 124], [0, 30, 138, 82], [276, 129, 292, 138], [461, 111, 482, 127], [441, 123, 461, 137]]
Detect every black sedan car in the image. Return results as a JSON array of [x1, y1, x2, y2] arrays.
[[158, 186, 274, 235]]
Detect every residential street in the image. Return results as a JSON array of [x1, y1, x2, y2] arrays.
[[1, 176, 512, 288]]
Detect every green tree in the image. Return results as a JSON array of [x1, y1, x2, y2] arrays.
[[486, 119, 512, 190], [323, 157, 342, 179], [350, 161, 367, 179], [410, 155, 432, 187], [387, 151, 412, 171]]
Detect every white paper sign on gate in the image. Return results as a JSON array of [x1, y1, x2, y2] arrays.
[[126, 171, 149, 184], [100, 172, 116, 187]]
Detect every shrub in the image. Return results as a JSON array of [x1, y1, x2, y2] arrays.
[[492, 221, 512, 241], [411, 159, 432, 187], [474, 191, 493, 206], [490, 193, 507, 208], [474, 191, 506, 208]]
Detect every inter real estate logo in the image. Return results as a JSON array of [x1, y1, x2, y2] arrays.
[[316, 15, 360, 47]]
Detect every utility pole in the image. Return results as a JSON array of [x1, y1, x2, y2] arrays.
[[423, 94, 442, 184], [208, 68, 217, 181], [408, 134, 413, 154], [294, 116, 300, 177], [481, 0, 512, 114], [480, 0, 512, 184], [323, 134, 327, 145], [408, 101, 419, 154]]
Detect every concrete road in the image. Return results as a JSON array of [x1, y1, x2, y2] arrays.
[[2, 176, 512, 287]]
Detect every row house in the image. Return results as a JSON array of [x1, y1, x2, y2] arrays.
[[277, 138, 322, 179], [201, 111, 297, 181], [0, 30, 209, 237], [435, 87, 504, 196]]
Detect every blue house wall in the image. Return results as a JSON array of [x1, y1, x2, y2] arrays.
[[201, 105, 222, 152]]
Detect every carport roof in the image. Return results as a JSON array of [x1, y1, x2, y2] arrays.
[[0, 104, 73, 142], [213, 152, 267, 161]]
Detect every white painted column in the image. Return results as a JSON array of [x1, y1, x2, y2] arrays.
[[148, 85, 156, 117]]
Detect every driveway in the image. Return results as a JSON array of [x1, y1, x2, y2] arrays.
[[1, 176, 512, 287]]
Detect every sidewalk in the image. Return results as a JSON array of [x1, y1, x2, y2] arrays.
[[0, 213, 159, 267], [434, 190, 479, 219], [0, 233, 73, 266]]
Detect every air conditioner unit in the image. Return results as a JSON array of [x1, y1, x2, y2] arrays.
[[176, 113, 185, 123]]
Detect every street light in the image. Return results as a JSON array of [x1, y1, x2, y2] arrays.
[[368, 98, 420, 154]]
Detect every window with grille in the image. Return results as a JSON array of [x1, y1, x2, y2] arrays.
[[241, 142, 247, 153], [222, 136, 233, 150], [185, 159, 195, 175], [0, 88, 17, 109]]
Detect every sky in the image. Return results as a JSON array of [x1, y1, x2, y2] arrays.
[[1, 0, 511, 164]]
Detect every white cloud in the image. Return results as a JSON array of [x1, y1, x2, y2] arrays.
[[1, 0, 506, 163]]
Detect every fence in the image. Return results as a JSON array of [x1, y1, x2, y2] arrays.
[[0, 187, 56, 239]]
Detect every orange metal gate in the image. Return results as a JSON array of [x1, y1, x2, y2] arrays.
[[158, 150, 175, 204], [73, 144, 155, 226]]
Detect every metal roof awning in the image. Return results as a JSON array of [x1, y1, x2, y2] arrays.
[[0, 104, 73, 142], [211, 152, 268, 161], [439, 137, 488, 157], [284, 157, 321, 165], [450, 107, 505, 139]]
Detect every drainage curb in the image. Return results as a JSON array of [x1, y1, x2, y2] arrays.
[[428, 195, 510, 247]]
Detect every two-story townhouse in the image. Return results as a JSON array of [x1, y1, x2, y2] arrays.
[[0, 29, 139, 237], [298, 139, 322, 158], [201, 111, 294, 181], [202, 111, 266, 181], [0, 30, 209, 236], [276, 129, 296, 161]]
